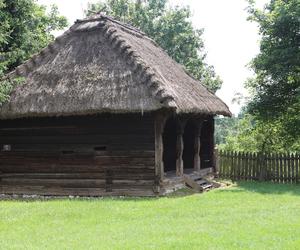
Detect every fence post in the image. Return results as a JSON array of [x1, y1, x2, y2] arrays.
[[258, 152, 266, 181], [296, 153, 299, 184], [217, 150, 300, 183], [214, 147, 220, 178]]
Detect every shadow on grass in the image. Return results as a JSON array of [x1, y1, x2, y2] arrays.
[[218, 180, 300, 196]]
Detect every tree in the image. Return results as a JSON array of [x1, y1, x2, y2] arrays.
[[86, 0, 222, 93], [0, 0, 67, 103], [218, 114, 300, 153], [246, 0, 300, 140], [215, 116, 239, 145], [214, 0, 300, 153]]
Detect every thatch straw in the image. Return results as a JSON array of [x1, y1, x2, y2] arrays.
[[0, 14, 231, 119]]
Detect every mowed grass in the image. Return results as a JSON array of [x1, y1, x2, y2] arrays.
[[1, 182, 300, 250]]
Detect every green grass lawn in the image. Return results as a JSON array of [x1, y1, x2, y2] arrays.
[[1, 182, 300, 250]]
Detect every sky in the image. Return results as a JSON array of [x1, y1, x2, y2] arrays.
[[38, 0, 268, 115]]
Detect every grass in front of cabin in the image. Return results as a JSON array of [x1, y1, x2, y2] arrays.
[[1, 181, 300, 249]]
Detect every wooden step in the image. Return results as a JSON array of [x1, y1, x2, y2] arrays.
[[196, 179, 207, 185], [183, 174, 214, 192], [200, 183, 213, 190]]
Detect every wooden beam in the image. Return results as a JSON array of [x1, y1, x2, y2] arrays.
[[214, 148, 219, 177], [176, 117, 187, 176], [176, 125, 183, 176], [194, 139, 200, 172], [154, 112, 168, 182], [194, 118, 204, 172], [209, 117, 216, 173]]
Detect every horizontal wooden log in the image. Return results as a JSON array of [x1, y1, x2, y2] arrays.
[[0, 173, 155, 180], [0, 150, 155, 156], [1, 178, 155, 187], [0, 126, 153, 136], [0, 159, 155, 167], [0, 185, 156, 196], [1, 178, 106, 188], [0, 165, 155, 174], [0, 155, 155, 165], [0, 134, 154, 144], [0, 113, 154, 127]]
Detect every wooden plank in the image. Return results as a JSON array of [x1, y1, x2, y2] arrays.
[[296, 153, 299, 183], [183, 175, 202, 192], [241, 152, 245, 180], [227, 151, 231, 179], [253, 152, 256, 180], [0, 185, 155, 197], [176, 122, 184, 176], [267, 153, 272, 181], [276, 153, 279, 182], [154, 112, 168, 183], [219, 150, 223, 178], [278, 153, 282, 183], [193, 123, 201, 173], [229, 151, 233, 179], [1, 178, 106, 188], [287, 152, 291, 183], [248, 152, 252, 180], [198, 167, 213, 176], [233, 151, 237, 180], [235, 152, 239, 180], [245, 152, 249, 180], [0, 173, 156, 180]]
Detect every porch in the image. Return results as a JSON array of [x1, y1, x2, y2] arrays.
[[155, 113, 216, 194]]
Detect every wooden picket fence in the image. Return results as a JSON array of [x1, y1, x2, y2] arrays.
[[217, 151, 300, 183]]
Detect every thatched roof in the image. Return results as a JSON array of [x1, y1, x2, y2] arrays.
[[0, 14, 231, 119]]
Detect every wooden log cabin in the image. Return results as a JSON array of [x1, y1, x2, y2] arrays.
[[0, 14, 231, 196]]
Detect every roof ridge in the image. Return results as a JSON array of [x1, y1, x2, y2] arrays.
[[76, 14, 146, 36], [76, 14, 160, 49], [98, 18, 177, 109]]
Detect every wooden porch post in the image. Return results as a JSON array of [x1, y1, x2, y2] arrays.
[[194, 118, 204, 172], [210, 117, 216, 173], [210, 117, 219, 174], [176, 122, 184, 176], [176, 118, 187, 176], [154, 112, 168, 182]]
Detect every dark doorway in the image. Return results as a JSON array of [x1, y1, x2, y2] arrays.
[[162, 117, 177, 172], [200, 118, 214, 169], [183, 119, 196, 171]]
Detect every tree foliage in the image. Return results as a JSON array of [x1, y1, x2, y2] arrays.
[[0, 0, 67, 74], [219, 0, 300, 153], [246, 0, 300, 139], [218, 114, 300, 153], [0, 0, 67, 104], [86, 0, 222, 92], [215, 117, 239, 145]]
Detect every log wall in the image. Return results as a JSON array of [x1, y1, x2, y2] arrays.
[[0, 114, 156, 196]]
